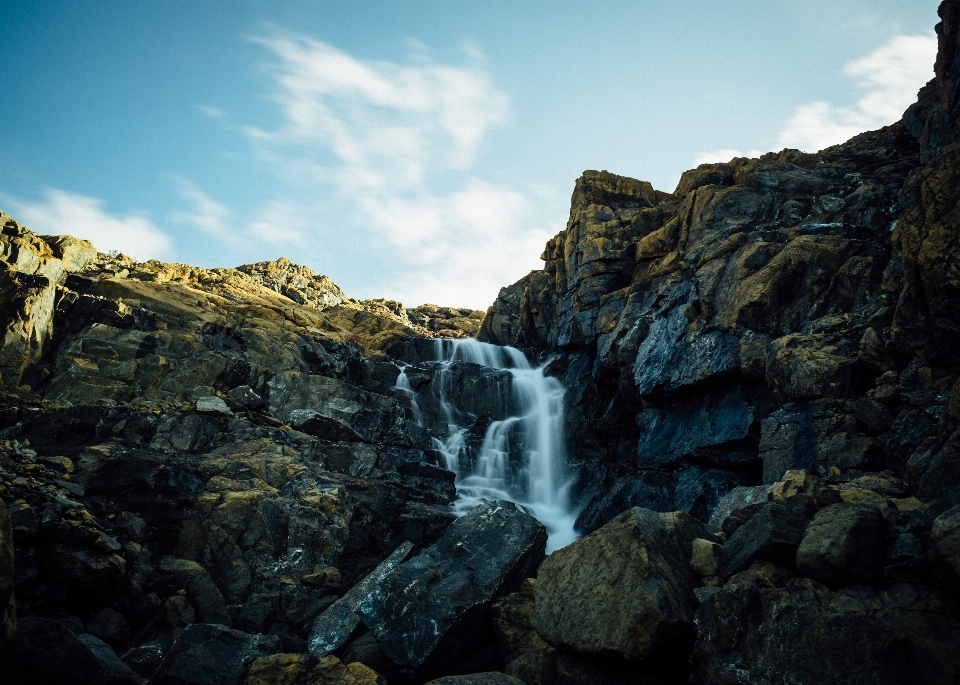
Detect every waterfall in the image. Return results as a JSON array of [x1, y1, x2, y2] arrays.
[[398, 338, 579, 553]]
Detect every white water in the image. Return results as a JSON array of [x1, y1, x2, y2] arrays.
[[398, 338, 579, 553]]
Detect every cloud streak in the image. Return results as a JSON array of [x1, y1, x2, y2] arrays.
[[2, 189, 173, 261], [230, 29, 552, 309], [778, 31, 937, 152], [692, 31, 938, 169]]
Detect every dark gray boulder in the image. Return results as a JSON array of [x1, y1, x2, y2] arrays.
[[357, 501, 546, 681], [150, 623, 280, 685], [307, 540, 413, 658], [796, 502, 887, 585], [718, 500, 809, 579]]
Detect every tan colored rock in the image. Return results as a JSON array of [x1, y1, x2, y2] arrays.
[[244, 653, 385, 685], [690, 538, 722, 577], [533, 507, 708, 661]]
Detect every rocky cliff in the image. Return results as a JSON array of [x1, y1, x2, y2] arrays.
[[2, 2, 960, 684]]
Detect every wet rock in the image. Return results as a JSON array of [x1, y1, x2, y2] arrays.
[[635, 386, 759, 468], [1, 500, 14, 640], [707, 484, 769, 531], [225, 385, 265, 411], [718, 499, 809, 580], [243, 653, 385, 685], [796, 502, 886, 585], [151, 622, 281, 685], [197, 396, 233, 415], [693, 563, 960, 685], [358, 501, 546, 680], [0, 616, 140, 685], [574, 472, 675, 535], [534, 507, 708, 661], [307, 541, 413, 658], [121, 640, 165, 677]]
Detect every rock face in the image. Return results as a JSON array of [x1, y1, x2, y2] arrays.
[[533, 507, 710, 661], [693, 563, 960, 685], [3, 3, 960, 684], [358, 501, 546, 681], [1, 500, 14, 641]]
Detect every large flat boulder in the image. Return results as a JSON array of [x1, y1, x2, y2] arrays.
[[533, 507, 709, 661], [358, 501, 546, 680]]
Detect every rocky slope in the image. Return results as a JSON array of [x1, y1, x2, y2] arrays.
[[2, 2, 960, 684]]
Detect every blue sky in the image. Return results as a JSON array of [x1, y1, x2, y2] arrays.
[[0, 1, 941, 309]]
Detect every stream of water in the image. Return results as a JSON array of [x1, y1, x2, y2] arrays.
[[397, 338, 579, 553]]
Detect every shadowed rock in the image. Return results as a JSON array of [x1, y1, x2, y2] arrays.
[[796, 502, 887, 585], [718, 500, 809, 580], [358, 501, 546, 681]]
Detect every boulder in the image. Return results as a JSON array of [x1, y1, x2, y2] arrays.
[[693, 562, 960, 685], [243, 653, 385, 685], [491, 579, 548, 663], [533, 507, 709, 661], [796, 503, 887, 585], [718, 500, 809, 580], [358, 501, 546, 680], [422, 675, 525, 685], [1, 500, 14, 640], [159, 556, 232, 625], [307, 541, 413, 657], [151, 623, 281, 685], [690, 538, 722, 577], [932, 503, 960, 579], [0, 616, 140, 685]]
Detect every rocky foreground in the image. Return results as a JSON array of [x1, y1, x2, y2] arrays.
[[4, 2, 960, 684]]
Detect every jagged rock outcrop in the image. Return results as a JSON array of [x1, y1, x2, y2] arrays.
[[3, 2, 960, 684], [479, 2, 960, 549]]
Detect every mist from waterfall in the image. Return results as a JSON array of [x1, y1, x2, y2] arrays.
[[402, 338, 579, 553]]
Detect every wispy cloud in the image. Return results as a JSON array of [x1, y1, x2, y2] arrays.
[[692, 148, 765, 167], [692, 31, 938, 168], [197, 105, 227, 120], [229, 30, 551, 308], [169, 177, 239, 245], [1, 189, 173, 260], [778, 31, 937, 152]]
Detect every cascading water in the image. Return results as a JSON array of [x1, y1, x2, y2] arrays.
[[398, 338, 579, 553]]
